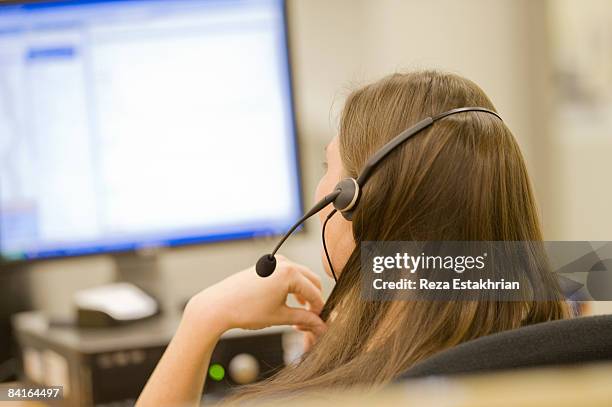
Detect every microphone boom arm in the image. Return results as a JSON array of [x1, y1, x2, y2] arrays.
[[271, 190, 341, 256]]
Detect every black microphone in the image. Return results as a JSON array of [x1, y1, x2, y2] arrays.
[[256, 190, 341, 277], [255, 254, 276, 277]]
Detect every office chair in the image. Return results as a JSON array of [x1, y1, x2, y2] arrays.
[[400, 314, 612, 379]]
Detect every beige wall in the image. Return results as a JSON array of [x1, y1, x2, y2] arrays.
[[24, 0, 612, 315]]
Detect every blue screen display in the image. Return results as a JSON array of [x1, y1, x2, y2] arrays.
[[0, 0, 301, 261]]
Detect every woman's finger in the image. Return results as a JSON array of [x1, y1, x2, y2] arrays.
[[286, 272, 324, 314], [293, 323, 326, 335], [293, 324, 308, 332], [276, 255, 322, 291], [293, 294, 306, 306], [280, 306, 326, 336], [293, 264, 322, 291]]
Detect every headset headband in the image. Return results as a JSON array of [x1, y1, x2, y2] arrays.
[[356, 107, 502, 187], [256, 106, 503, 279]]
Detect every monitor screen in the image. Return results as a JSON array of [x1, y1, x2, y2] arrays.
[[0, 0, 301, 261]]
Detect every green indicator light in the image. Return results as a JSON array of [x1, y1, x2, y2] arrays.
[[209, 363, 225, 381]]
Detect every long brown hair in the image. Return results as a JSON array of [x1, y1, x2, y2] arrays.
[[228, 70, 568, 402]]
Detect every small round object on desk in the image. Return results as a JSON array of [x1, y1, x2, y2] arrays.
[[228, 353, 260, 384]]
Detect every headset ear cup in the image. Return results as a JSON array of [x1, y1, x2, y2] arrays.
[[333, 178, 360, 219], [340, 208, 355, 221]]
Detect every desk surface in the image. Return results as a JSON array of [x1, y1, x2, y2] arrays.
[[12, 311, 288, 354]]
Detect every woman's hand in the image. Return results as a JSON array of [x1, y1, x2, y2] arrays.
[[138, 257, 326, 407], [185, 255, 327, 338]]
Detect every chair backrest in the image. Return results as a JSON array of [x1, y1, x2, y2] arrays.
[[400, 314, 612, 379]]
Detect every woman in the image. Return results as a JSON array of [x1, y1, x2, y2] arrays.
[[137, 70, 569, 406]]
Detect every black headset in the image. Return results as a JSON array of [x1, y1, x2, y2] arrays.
[[256, 107, 503, 280]]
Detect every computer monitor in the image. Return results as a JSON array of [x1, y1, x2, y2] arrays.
[[0, 0, 302, 262]]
